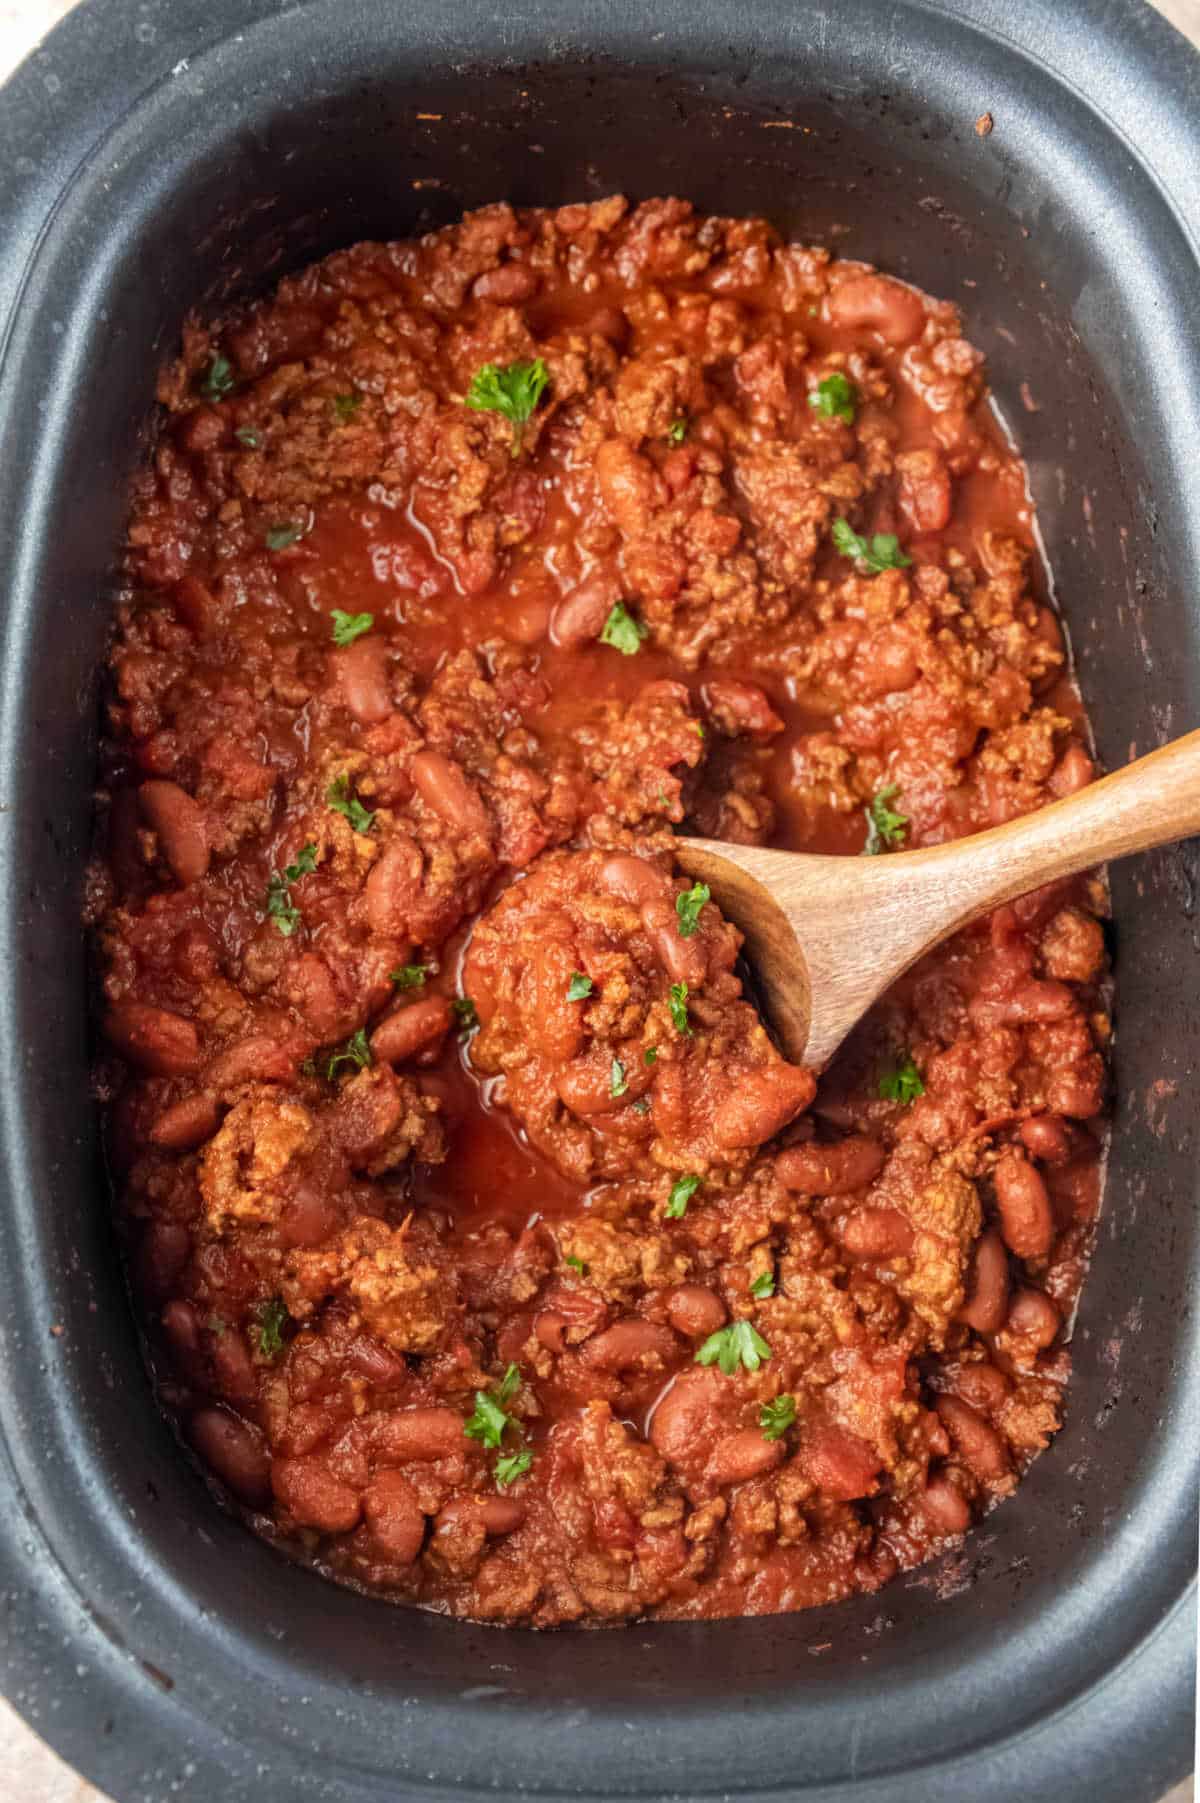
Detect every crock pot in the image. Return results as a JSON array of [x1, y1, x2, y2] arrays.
[[0, 2, 1196, 1798]]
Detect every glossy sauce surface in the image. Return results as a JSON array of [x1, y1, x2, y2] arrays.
[[92, 198, 1108, 1624]]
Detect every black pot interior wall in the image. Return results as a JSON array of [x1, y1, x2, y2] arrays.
[[0, 4, 1195, 1800]]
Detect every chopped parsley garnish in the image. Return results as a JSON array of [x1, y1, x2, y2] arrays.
[[599, 601, 648, 656], [808, 372, 858, 425], [234, 424, 261, 449], [265, 522, 304, 551], [465, 357, 549, 455], [567, 973, 594, 1002], [643, 1046, 659, 1066], [199, 353, 235, 400], [452, 997, 479, 1036], [610, 1058, 628, 1099], [332, 392, 361, 422], [863, 784, 908, 855], [675, 881, 710, 939], [207, 1314, 227, 1337], [323, 1027, 372, 1081], [564, 1254, 587, 1274], [327, 772, 375, 834], [831, 517, 912, 574], [265, 842, 317, 936], [330, 609, 374, 646], [878, 1055, 925, 1105], [495, 1449, 533, 1489], [759, 1394, 796, 1441], [666, 1173, 700, 1220], [464, 1364, 521, 1449], [696, 1319, 772, 1376], [256, 1296, 289, 1358], [668, 981, 692, 1037], [667, 417, 688, 444], [749, 1271, 775, 1300], [391, 964, 429, 989], [632, 1098, 650, 1115]]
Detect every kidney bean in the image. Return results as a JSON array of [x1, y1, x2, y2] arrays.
[[958, 1229, 1010, 1332], [370, 995, 452, 1065], [776, 1134, 885, 1196], [279, 1185, 339, 1249], [149, 1090, 220, 1149], [648, 1367, 726, 1465], [272, 1454, 363, 1533], [363, 1471, 426, 1564], [641, 899, 707, 989], [372, 1406, 464, 1464], [1048, 741, 1094, 797], [135, 1220, 191, 1302], [803, 1424, 882, 1500], [703, 678, 784, 740], [971, 978, 1075, 1028], [1006, 1287, 1060, 1349], [345, 1334, 408, 1387], [598, 854, 671, 909], [138, 780, 210, 885], [410, 749, 492, 839], [841, 1205, 915, 1260], [993, 1152, 1054, 1259], [206, 1033, 297, 1090], [173, 573, 221, 637], [921, 1474, 972, 1535], [827, 274, 927, 344], [162, 1298, 201, 1358], [535, 1310, 569, 1353], [709, 1430, 785, 1486], [477, 1495, 526, 1535], [1018, 1114, 1075, 1164], [950, 1362, 1010, 1412], [104, 1002, 201, 1077], [666, 1285, 726, 1339], [333, 637, 392, 724], [594, 437, 663, 534], [895, 448, 952, 533], [526, 936, 585, 1063], [854, 629, 920, 697], [209, 1331, 256, 1406], [287, 953, 344, 1042], [472, 263, 539, 304], [550, 570, 621, 648], [581, 1319, 680, 1373], [189, 1406, 271, 1505], [712, 1064, 816, 1150], [935, 1395, 1010, 1482], [557, 1052, 651, 1118]]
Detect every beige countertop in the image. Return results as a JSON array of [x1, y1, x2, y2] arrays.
[[0, 0, 1195, 1798]]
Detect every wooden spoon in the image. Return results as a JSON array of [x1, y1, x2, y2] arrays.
[[675, 730, 1200, 1070]]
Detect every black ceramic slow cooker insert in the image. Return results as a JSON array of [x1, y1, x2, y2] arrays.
[[0, 2, 1196, 1799]]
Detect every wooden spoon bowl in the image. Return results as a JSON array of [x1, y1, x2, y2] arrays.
[[677, 730, 1200, 1069]]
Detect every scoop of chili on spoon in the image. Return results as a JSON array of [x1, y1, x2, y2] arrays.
[[675, 730, 1200, 1069]]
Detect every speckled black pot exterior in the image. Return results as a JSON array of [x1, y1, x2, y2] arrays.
[[0, 3, 1195, 1799]]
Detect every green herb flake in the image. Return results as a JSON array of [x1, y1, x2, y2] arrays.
[[495, 1363, 521, 1407], [695, 1319, 773, 1376], [610, 1057, 629, 1099], [324, 1027, 372, 1081], [668, 981, 692, 1037], [465, 356, 550, 455], [831, 517, 913, 574], [452, 997, 479, 1036], [265, 842, 317, 937], [808, 372, 858, 425], [199, 353, 235, 401], [330, 609, 374, 646], [465, 1364, 522, 1450], [759, 1394, 796, 1442], [643, 1046, 659, 1066], [749, 1271, 775, 1300], [256, 1296, 289, 1359], [327, 772, 375, 834], [234, 424, 261, 449], [207, 1314, 227, 1337], [390, 964, 429, 990], [667, 417, 688, 444], [495, 1449, 533, 1489], [265, 522, 304, 551], [675, 881, 710, 939], [862, 783, 908, 856], [665, 1173, 701, 1220], [564, 1254, 587, 1275], [567, 972, 594, 1002], [332, 392, 361, 423], [878, 1055, 925, 1105], [599, 601, 649, 656]]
